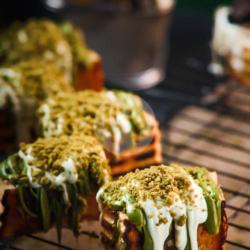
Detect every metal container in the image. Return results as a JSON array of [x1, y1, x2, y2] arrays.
[[44, 0, 175, 89]]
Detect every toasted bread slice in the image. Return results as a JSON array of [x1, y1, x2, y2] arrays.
[[75, 52, 104, 91]]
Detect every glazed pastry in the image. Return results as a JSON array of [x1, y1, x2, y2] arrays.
[[211, 3, 250, 88], [97, 165, 227, 250], [0, 134, 111, 238], [38, 90, 162, 175], [0, 19, 103, 90], [0, 60, 73, 153]]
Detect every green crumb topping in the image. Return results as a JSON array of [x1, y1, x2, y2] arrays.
[[60, 21, 98, 69], [0, 19, 98, 82], [20, 134, 111, 187], [177, 214, 187, 226], [98, 165, 196, 209], [38, 90, 151, 152], [0, 19, 73, 79], [0, 134, 111, 236], [156, 216, 169, 226], [0, 59, 73, 108]]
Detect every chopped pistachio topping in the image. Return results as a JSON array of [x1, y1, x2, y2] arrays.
[[0, 59, 73, 108], [0, 135, 111, 190], [0, 19, 73, 79], [98, 165, 199, 209], [19, 134, 111, 187], [0, 19, 98, 81], [60, 22, 98, 69], [38, 90, 151, 153]]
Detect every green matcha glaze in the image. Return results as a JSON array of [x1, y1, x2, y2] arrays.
[[127, 207, 144, 230], [187, 167, 222, 235], [0, 19, 96, 84], [127, 207, 154, 250], [184, 223, 191, 250], [142, 211, 154, 250]]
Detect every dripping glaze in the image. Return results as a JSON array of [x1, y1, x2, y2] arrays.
[[97, 173, 208, 250], [18, 147, 78, 203]]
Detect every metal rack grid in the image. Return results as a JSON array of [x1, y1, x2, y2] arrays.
[[0, 80, 249, 250]]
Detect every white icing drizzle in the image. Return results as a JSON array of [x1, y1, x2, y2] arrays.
[[143, 199, 173, 250], [111, 125, 122, 155], [186, 177, 208, 250], [172, 201, 188, 250], [109, 112, 132, 154], [212, 7, 250, 73], [141, 176, 207, 250], [39, 103, 64, 137], [61, 158, 78, 184], [117, 113, 131, 134], [19, 147, 41, 188], [0, 68, 22, 109], [18, 148, 78, 203]]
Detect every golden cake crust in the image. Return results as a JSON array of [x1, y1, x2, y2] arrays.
[[109, 116, 162, 176]]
